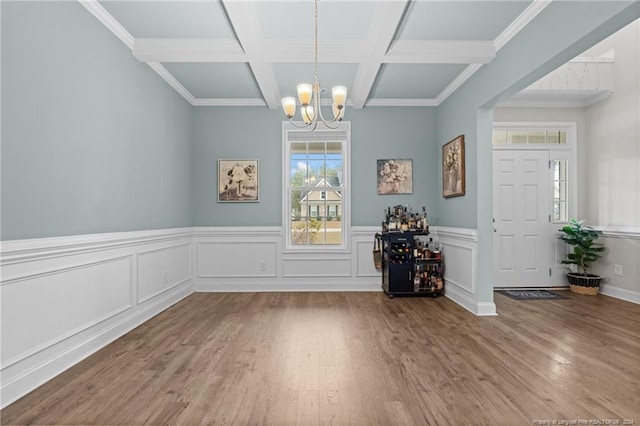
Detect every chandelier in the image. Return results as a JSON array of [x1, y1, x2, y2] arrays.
[[280, 0, 347, 130]]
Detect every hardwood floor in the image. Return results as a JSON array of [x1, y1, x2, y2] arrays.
[[2, 291, 639, 425]]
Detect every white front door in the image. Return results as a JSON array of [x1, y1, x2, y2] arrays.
[[493, 150, 550, 287]]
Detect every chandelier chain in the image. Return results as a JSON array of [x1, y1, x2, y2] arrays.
[[314, 0, 319, 84]]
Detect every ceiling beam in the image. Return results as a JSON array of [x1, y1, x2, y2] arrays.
[[221, 1, 281, 109], [351, 0, 410, 109], [133, 39, 246, 63], [385, 40, 495, 64], [262, 40, 370, 63]]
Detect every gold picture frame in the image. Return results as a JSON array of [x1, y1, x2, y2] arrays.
[[442, 135, 465, 198]]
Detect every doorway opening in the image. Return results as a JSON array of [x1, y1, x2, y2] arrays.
[[492, 122, 577, 288]]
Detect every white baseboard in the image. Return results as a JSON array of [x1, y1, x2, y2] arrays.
[[195, 279, 380, 292], [598, 284, 640, 305], [445, 283, 498, 316]]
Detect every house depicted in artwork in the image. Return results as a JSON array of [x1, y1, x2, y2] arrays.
[[300, 177, 342, 219]]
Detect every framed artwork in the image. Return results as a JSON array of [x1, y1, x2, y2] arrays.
[[442, 135, 465, 198], [218, 159, 259, 202], [377, 159, 413, 195]]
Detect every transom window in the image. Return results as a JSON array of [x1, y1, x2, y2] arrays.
[[493, 129, 567, 145], [283, 123, 350, 250]]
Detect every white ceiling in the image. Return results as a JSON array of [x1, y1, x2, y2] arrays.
[[82, 0, 553, 109]]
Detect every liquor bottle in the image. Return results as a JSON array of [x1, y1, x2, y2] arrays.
[[422, 207, 429, 229]]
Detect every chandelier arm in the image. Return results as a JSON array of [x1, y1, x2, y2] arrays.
[[287, 118, 313, 129], [316, 105, 340, 124], [318, 119, 343, 130]]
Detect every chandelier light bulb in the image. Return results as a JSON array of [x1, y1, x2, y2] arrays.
[[281, 97, 296, 118], [332, 86, 347, 108], [297, 83, 313, 106], [302, 105, 315, 124]]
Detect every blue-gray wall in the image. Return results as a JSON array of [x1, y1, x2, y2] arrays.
[[191, 107, 437, 227], [1, 1, 192, 240], [3, 0, 639, 243]]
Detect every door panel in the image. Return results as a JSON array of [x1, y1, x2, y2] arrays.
[[493, 150, 550, 287]]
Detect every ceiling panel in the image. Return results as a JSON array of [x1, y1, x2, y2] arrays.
[[274, 63, 359, 100], [396, 1, 532, 41], [163, 63, 262, 99], [99, 1, 235, 39], [371, 64, 468, 99], [255, 1, 376, 40], [84, 0, 551, 106]]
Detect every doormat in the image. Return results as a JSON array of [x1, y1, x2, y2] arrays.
[[495, 289, 568, 300]]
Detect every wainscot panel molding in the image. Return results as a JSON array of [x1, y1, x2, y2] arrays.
[[0, 228, 194, 409], [193, 226, 381, 292], [596, 226, 640, 239], [434, 227, 497, 316], [590, 226, 640, 305]]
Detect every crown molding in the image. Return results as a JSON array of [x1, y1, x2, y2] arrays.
[[78, 0, 558, 110], [494, 0, 553, 51], [435, 63, 483, 105], [78, 0, 135, 49], [385, 40, 495, 64], [132, 39, 246, 63], [365, 99, 438, 107], [192, 98, 266, 107], [146, 62, 197, 105]]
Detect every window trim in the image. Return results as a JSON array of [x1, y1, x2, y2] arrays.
[[282, 121, 351, 253]]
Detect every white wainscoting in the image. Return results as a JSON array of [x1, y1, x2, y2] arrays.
[[1, 224, 492, 409], [0, 228, 194, 409], [435, 226, 496, 316], [193, 226, 381, 292], [592, 227, 640, 305]]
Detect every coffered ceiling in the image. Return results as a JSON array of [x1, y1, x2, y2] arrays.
[[80, 0, 551, 109]]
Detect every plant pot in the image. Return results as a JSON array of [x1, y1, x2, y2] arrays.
[[567, 273, 601, 295]]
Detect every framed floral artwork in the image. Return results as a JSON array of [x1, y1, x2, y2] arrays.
[[442, 135, 465, 198], [377, 159, 413, 194], [218, 159, 259, 202]]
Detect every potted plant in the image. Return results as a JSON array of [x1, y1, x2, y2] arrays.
[[558, 219, 605, 295]]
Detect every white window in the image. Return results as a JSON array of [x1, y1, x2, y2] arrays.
[[553, 160, 568, 222], [283, 122, 350, 250]]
